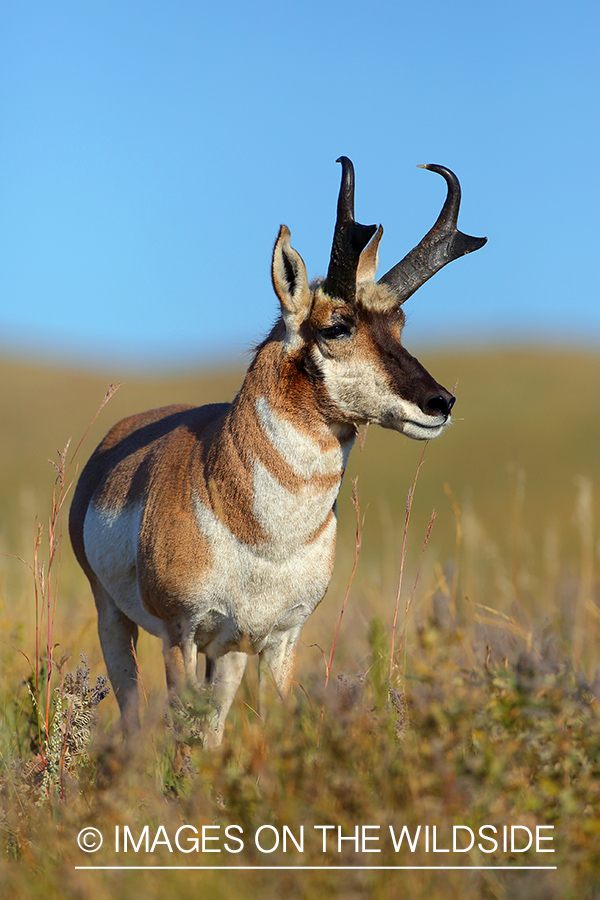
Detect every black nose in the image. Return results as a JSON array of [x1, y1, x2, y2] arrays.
[[426, 394, 455, 418]]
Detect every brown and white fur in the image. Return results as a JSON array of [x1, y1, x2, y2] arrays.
[[69, 160, 485, 746]]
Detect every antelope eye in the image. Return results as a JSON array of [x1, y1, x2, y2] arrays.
[[320, 322, 352, 340]]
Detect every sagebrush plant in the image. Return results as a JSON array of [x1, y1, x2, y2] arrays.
[[38, 656, 111, 798], [0, 381, 599, 900]]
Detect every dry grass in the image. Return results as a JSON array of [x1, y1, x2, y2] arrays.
[[0, 347, 599, 899]]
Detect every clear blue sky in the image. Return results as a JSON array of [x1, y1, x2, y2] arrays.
[[1, 0, 599, 369]]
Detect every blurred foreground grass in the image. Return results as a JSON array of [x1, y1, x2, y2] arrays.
[[0, 347, 598, 899]]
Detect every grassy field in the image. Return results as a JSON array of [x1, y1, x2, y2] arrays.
[[0, 346, 599, 899]]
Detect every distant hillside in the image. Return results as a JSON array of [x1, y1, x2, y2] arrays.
[[1, 346, 598, 579]]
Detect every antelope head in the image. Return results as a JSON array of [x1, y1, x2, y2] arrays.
[[272, 157, 486, 440]]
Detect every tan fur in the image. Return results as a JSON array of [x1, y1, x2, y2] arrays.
[[357, 280, 398, 313]]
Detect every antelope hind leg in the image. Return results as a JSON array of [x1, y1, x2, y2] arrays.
[[92, 580, 140, 735]]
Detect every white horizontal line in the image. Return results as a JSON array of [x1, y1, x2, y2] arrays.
[[75, 865, 558, 871]]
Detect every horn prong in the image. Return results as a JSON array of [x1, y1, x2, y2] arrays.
[[378, 165, 486, 304]]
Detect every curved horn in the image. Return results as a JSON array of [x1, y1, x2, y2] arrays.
[[324, 157, 378, 304], [378, 165, 487, 303]]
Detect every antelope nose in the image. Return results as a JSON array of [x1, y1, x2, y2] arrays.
[[426, 394, 455, 418]]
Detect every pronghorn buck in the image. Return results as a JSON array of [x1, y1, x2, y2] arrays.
[[69, 158, 486, 746]]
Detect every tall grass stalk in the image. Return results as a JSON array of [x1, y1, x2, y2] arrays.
[[315, 426, 367, 747], [443, 483, 462, 619], [29, 384, 119, 793], [397, 507, 436, 679], [510, 467, 526, 601], [389, 442, 428, 680], [574, 475, 596, 668]]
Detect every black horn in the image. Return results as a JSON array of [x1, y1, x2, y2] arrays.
[[378, 165, 487, 303], [324, 157, 378, 304]]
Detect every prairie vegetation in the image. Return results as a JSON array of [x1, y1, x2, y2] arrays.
[[0, 347, 598, 899]]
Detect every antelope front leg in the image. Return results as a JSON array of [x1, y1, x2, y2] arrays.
[[204, 651, 248, 748], [163, 635, 209, 766], [258, 627, 302, 718], [163, 636, 198, 703]]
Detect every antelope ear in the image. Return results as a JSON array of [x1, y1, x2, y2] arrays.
[[272, 226, 312, 330], [356, 224, 383, 283]]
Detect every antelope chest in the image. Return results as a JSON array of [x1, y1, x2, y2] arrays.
[[190, 457, 340, 656]]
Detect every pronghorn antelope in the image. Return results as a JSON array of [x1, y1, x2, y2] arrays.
[[69, 158, 486, 746]]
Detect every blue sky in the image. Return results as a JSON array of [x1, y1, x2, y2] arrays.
[[1, 0, 599, 369]]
